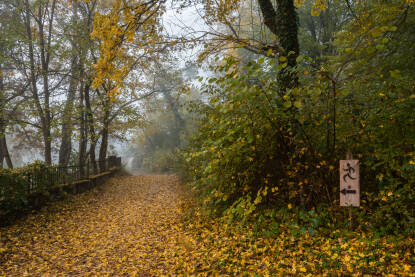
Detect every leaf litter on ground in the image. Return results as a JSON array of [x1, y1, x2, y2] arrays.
[[1, 174, 414, 276]]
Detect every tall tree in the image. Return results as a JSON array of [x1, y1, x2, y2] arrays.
[[58, 0, 81, 166], [23, 0, 58, 165], [0, 0, 25, 169], [0, 64, 13, 169]]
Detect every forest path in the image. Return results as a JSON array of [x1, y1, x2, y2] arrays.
[[0, 174, 186, 276]]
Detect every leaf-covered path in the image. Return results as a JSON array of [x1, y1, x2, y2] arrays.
[[2, 174, 414, 276], [0, 174, 187, 276]]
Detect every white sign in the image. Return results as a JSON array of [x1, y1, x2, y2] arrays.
[[340, 160, 360, 207]]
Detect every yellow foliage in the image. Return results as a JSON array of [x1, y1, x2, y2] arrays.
[[90, 0, 164, 98], [311, 0, 327, 16], [1, 175, 414, 275]]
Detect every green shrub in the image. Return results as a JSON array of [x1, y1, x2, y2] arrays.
[[0, 161, 56, 219], [181, 54, 414, 235]]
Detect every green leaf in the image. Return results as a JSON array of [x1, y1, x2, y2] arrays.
[[339, 89, 350, 97], [315, 88, 322, 95], [390, 26, 398, 32], [390, 70, 401, 79], [376, 44, 386, 50], [283, 101, 292, 108], [266, 48, 273, 56], [258, 57, 265, 65], [366, 46, 376, 54], [294, 101, 302, 109], [292, 88, 300, 95]]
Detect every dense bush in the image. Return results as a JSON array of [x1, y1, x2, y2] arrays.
[[0, 161, 56, 219], [182, 5, 415, 235]]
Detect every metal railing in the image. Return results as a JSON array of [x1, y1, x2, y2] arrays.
[[26, 156, 122, 194]]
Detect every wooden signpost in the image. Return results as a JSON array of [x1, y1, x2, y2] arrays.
[[340, 152, 360, 228], [340, 159, 360, 207]]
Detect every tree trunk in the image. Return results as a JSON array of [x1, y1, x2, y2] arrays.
[[257, 0, 299, 92], [98, 100, 110, 172], [85, 84, 97, 174], [24, 0, 46, 163], [0, 67, 12, 169], [59, 0, 80, 166], [38, 1, 56, 165], [0, 139, 3, 168], [78, 81, 88, 177], [24, 0, 56, 165], [0, 124, 13, 169], [98, 126, 109, 172], [58, 77, 77, 165], [162, 90, 184, 147]]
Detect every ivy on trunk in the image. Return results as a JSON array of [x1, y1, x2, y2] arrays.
[[258, 0, 299, 92]]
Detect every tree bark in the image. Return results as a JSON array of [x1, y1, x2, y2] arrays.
[[0, 65, 12, 169], [59, 0, 80, 166], [38, 1, 56, 165], [78, 81, 88, 177], [98, 125, 109, 171], [98, 99, 110, 171], [85, 84, 97, 174], [257, 0, 299, 92], [162, 89, 185, 147], [0, 123, 13, 169], [24, 0, 56, 165], [0, 138, 3, 168]]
